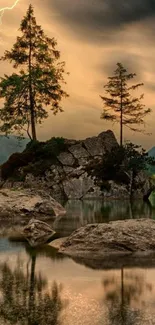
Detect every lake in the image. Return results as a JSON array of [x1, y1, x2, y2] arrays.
[[1, 197, 155, 325]]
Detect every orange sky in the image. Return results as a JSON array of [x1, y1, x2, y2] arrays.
[[0, 0, 155, 149]]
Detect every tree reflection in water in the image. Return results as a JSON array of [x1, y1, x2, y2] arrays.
[[0, 254, 66, 325], [102, 268, 152, 325]]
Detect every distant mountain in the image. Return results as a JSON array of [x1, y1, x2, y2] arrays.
[[148, 147, 155, 158], [147, 147, 155, 175], [0, 135, 30, 165]]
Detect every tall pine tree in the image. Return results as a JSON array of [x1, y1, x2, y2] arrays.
[[100, 63, 151, 146], [0, 4, 69, 140]]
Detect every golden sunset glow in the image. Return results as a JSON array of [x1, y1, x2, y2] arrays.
[[0, 0, 154, 149]]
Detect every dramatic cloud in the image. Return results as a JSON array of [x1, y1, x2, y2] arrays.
[[48, 0, 155, 42], [0, 0, 155, 149]]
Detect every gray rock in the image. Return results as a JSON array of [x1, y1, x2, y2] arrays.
[[23, 218, 56, 247], [68, 143, 89, 159], [78, 157, 90, 166], [63, 166, 74, 175], [103, 180, 129, 199], [57, 152, 75, 166], [64, 139, 80, 146], [0, 188, 66, 220], [70, 166, 85, 177], [84, 130, 118, 156], [84, 135, 105, 156], [98, 130, 118, 152], [82, 185, 103, 199], [50, 184, 66, 201], [63, 166, 85, 177], [63, 172, 95, 199], [60, 219, 155, 258], [132, 171, 154, 199]]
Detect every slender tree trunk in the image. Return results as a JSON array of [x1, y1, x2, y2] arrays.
[[121, 267, 124, 305], [121, 267, 125, 325], [120, 77, 123, 146], [28, 255, 36, 325], [28, 17, 37, 141], [30, 105, 37, 141], [129, 170, 134, 198], [120, 109, 123, 146]]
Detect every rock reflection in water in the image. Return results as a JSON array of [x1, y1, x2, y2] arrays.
[[102, 269, 152, 325], [54, 200, 153, 237], [0, 252, 67, 325]]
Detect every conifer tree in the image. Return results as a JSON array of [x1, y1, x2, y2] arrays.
[[0, 4, 69, 140], [100, 63, 151, 146]]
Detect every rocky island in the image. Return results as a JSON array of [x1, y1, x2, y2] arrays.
[[0, 130, 153, 201], [0, 129, 154, 252]]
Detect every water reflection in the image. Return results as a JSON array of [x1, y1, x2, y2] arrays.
[[0, 239, 155, 324], [54, 200, 153, 236], [103, 269, 152, 325], [0, 252, 67, 325]]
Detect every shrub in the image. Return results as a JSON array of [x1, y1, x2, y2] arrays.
[[1, 152, 33, 180], [0, 137, 66, 180], [86, 142, 155, 186]]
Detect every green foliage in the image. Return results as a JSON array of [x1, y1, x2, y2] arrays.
[[100, 63, 151, 145], [100, 180, 111, 192], [42, 137, 66, 158], [88, 142, 155, 185], [26, 137, 66, 159], [1, 152, 32, 180], [23, 137, 66, 176], [1, 137, 66, 180], [0, 4, 69, 140]]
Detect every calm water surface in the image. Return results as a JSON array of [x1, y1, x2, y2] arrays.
[[1, 197, 155, 325]]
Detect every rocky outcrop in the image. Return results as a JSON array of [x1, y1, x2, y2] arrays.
[[23, 219, 56, 247], [0, 130, 152, 200], [60, 219, 155, 259], [0, 188, 66, 221], [0, 131, 119, 200]]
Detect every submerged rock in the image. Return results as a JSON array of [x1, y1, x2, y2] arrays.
[[23, 218, 56, 247], [0, 188, 66, 221], [59, 219, 155, 258]]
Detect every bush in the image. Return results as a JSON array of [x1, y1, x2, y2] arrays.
[[1, 152, 33, 180], [25, 137, 66, 159], [1, 137, 66, 180], [100, 180, 111, 191], [86, 142, 155, 186]]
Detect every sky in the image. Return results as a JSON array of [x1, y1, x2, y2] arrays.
[[0, 0, 155, 149]]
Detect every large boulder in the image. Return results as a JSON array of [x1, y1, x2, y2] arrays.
[[0, 188, 66, 221], [83, 130, 118, 156], [60, 219, 155, 259], [23, 218, 56, 247]]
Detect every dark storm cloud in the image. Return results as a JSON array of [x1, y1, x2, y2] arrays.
[[49, 0, 155, 40], [98, 51, 143, 77]]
